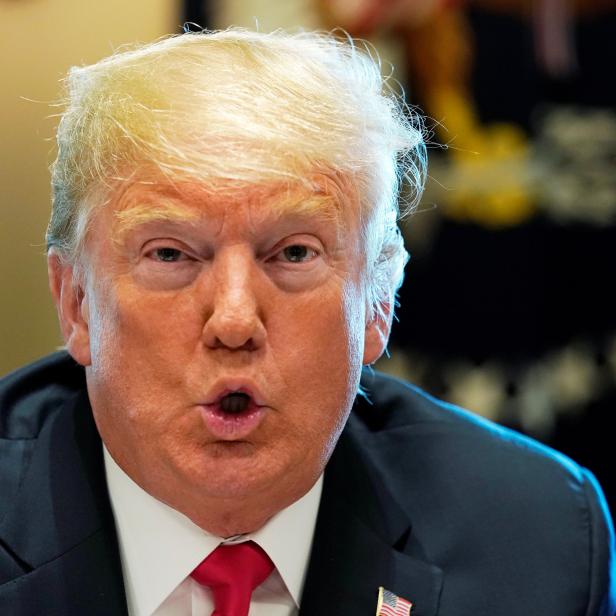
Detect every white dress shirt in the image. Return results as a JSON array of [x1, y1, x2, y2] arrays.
[[103, 446, 323, 616]]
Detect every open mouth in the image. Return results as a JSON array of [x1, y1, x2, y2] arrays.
[[199, 389, 266, 440], [219, 392, 252, 414]]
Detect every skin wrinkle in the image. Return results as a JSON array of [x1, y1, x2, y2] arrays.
[[109, 171, 345, 238], [112, 194, 341, 241], [107, 177, 356, 292]]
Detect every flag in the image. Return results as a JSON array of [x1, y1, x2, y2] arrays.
[[376, 586, 413, 616]]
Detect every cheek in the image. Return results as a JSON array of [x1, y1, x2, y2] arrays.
[[93, 281, 195, 346], [271, 280, 365, 416], [272, 281, 363, 358], [85, 280, 193, 406]]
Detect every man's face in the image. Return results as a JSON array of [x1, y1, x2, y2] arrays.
[[57, 176, 387, 534]]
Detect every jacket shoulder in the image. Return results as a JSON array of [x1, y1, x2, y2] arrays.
[[358, 368, 584, 478], [0, 352, 86, 525], [0, 351, 85, 439], [355, 369, 616, 613]]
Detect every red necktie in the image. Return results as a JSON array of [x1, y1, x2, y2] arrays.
[[191, 541, 275, 616]]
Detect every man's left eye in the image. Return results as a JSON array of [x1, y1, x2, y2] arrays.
[[280, 245, 316, 263], [152, 247, 184, 262]]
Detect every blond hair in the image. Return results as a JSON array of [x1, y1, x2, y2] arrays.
[[48, 27, 426, 320]]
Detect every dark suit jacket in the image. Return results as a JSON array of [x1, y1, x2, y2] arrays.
[[1, 352, 614, 615]]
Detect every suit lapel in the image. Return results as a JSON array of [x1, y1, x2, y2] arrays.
[[300, 416, 443, 616], [0, 389, 127, 615]]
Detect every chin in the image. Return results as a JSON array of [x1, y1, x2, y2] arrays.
[[201, 450, 314, 512], [177, 444, 281, 496]]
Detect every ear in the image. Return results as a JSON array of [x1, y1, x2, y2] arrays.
[[47, 250, 91, 366], [362, 299, 393, 365]]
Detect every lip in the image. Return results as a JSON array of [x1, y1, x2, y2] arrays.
[[199, 380, 268, 440], [203, 380, 267, 407], [199, 403, 266, 441]]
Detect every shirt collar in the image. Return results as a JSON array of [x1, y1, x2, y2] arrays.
[[103, 445, 322, 615]]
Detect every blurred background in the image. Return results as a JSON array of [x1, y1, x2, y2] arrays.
[[1, 0, 614, 515]]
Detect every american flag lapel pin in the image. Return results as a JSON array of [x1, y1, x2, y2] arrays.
[[376, 586, 413, 616]]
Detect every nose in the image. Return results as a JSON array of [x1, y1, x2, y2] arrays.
[[201, 248, 266, 351]]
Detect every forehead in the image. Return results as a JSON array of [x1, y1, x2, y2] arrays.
[[104, 173, 359, 236]]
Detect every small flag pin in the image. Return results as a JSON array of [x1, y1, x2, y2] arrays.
[[376, 586, 413, 616]]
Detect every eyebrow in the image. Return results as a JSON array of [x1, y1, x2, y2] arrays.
[[112, 192, 342, 239], [271, 193, 341, 221], [113, 201, 202, 235]]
